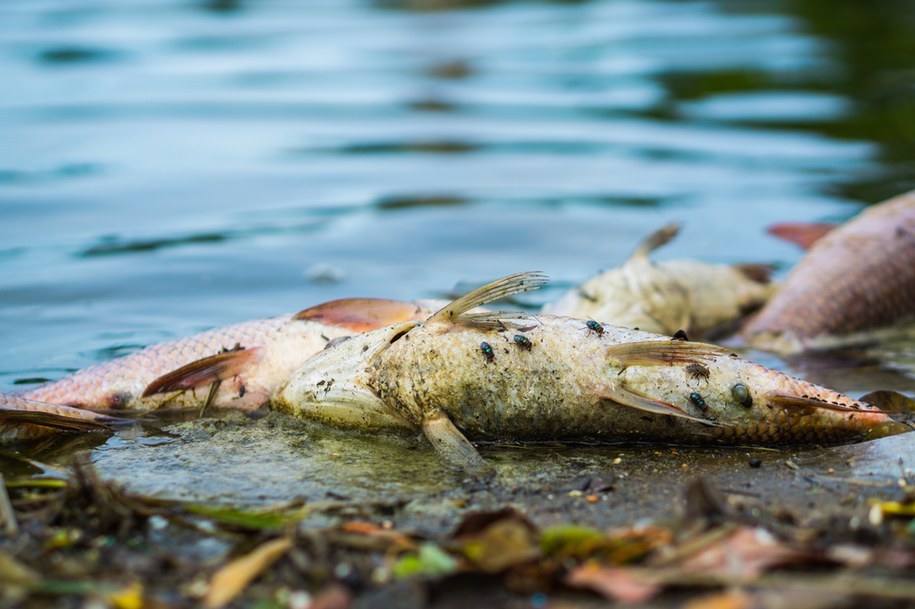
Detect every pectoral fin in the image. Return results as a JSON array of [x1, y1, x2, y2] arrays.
[[606, 341, 730, 368], [426, 271, 547, 328], [594, 382, 718, 426], [421, 411, 494, 477], [293, 298, 424, 331], [143, 347, 260, 397], [769, 393, 866, 413]]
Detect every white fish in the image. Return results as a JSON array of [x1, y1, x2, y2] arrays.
[[275, 272, 905, 474]]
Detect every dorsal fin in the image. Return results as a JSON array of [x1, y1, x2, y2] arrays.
[[629, 223, 680, 260], [426, 271, 548, 327], [293, 298, 424, 331], [142, 347, 259, 397], [767, 222, 836, 251]]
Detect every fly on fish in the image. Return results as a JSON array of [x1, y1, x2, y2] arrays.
[[274, 271, 912, 475]]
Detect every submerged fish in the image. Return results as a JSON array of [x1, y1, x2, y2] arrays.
[[0, 394, 124, 441], [275, 272, 906, 474], [743, 189, 915, 352], [17, 298, 427, 416], [544, 224, 774, 338]]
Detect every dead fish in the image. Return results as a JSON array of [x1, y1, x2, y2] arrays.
[[544, 223, 774, 338], [0, 394, 126, 441], [274, 272, 905, 474], [18, 298, 426, 414], [743, 189, 915, 352]]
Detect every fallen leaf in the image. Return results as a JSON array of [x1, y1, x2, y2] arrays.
[[540, 525, 606, 559], [678, 527, 807, 578], [565, 563, 659, 604], [106, 581, 144, 609], [203, 536, 293, 608], [682, 589, 751, 609], [459, 519, 541, 573], [308, 583, 353, 609], [0, 550, 39, 586], [452, 507, 535, 538], [393, 543, 458, 579]]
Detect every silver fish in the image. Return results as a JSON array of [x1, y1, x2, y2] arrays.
[[275, 272, 905, 474]]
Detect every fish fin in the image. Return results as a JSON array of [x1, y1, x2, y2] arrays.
[[142, 347, 260, 397], [0, 407, 116, 432], [767, 222, 836, 251], [606, 341, 731, 368], [629, 222, 680, 260], [859, 390, 915, 417], [421, 410, 495, 477], [198, 380, 222, 418], [453, 311, 537, 330], [769, 393, 869, 413], [594, 383, 719, 426], [426, 271, 548, 327], [733, 263, 774, 284], [293, 298, 424, 331]]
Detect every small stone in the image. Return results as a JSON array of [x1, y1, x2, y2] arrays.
[[748, 458, 762, 468]]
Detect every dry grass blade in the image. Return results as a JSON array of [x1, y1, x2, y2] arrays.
[[202, 536, 293, 609], [0, 473, 19, 537]]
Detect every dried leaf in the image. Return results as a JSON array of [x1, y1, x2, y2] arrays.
[[0, 550, 39, 586], [452, 507, 535, 538], [340, 520, 413, 549], [308, 583, 353, 609], [459, 519, 541, 573], [565, 563, 659, 604], [682, 590, 751, 609], [679, 527, 807, 579], [203, 536, 293, 609]]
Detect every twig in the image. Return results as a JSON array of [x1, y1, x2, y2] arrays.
[[0, 473, 20, 537]]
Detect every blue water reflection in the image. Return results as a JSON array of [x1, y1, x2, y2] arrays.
[[1, 0, 913, 398]]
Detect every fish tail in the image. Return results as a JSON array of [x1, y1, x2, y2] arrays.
[[629, 222, 680, 260]]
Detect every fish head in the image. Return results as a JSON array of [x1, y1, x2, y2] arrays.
[[695, 357, 905, 445], [607, 341, 905, 445], [271, 321, 419, 431]]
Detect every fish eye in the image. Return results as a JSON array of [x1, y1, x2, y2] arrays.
[[731, 383, 752, 408]]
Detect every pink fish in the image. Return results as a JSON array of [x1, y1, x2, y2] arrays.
[[743, 190, 915, 352], [12, 299, 425, 422]]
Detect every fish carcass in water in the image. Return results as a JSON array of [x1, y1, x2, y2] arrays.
[[742, 189, 915, 353], [543, 223, 774, 339], [16, 298, 427, 419], [0, 394, 125, 442], [274, 272, 906, 474]]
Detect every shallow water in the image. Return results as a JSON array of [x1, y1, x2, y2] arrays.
[[2, 0, 914, 508]]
